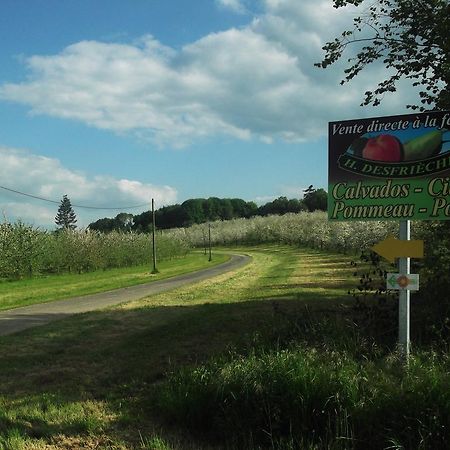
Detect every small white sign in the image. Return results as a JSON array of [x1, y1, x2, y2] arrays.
[[387, 273, 419, 291]]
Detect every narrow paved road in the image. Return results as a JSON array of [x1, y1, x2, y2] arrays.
[[0, 254, 250, 336]]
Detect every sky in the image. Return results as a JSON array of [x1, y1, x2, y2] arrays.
[[0, 0, 419, 227]]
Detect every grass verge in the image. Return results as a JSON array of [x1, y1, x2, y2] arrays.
[[0, 252, 229, 311]]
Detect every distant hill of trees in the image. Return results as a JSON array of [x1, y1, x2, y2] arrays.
[[88, 188, 327, 233]]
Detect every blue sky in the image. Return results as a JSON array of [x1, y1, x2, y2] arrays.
[[0, 0, 416, 227]]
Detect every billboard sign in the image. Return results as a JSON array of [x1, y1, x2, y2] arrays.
[[328, 110, 450, 221]]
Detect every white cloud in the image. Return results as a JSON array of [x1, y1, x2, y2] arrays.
[[279, 185, 306, 198], [1, 202, 55, 225], [216, 0, 246, 14], [0, 0, 418, 147], [0, 147, 177, 227], [253, 184, 310, 205], [253, 195, 276, 205]]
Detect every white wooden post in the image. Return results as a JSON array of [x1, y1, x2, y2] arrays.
[[398, 219, 411, 358]]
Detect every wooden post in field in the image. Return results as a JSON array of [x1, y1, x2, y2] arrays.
[[151, 198, 159, 274]]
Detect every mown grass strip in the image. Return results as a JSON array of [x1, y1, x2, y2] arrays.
[[0, 252, 229, 311]]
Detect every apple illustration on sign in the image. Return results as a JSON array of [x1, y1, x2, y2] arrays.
[[349, 130, 449, 163], [361, 134, 403, 162]]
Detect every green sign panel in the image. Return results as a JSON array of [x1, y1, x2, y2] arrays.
[[328, 111, 450, 221]]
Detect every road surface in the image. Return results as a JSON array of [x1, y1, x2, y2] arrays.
[[0, 253, 250, 336]]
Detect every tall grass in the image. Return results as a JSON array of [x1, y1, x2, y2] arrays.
[[0, 395, 110, 450], [0, 222, 190, 280], [155, 347, 450, 449]]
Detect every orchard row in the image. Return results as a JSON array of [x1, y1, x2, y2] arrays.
[[1, 212, 431, 280], [0, 223, 189, 280], [166, 211, 420, 253]]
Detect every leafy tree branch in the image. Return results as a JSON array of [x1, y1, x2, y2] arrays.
[[316, 0, 450, 110]]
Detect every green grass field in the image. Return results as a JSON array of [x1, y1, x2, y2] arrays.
[[0, 245, 447, 449], [0, 245, 354, 448], [0, 252, 229, 311]]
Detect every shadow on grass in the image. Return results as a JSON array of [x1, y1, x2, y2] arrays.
[[0, 299, 339, 384], [0, 289, 358, 447], [259, 280, 352, 291]]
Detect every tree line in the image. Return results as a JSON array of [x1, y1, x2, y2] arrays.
[[88, 188, 327, 233]]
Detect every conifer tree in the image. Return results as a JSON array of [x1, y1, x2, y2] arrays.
[[55, 194, 77, 230]]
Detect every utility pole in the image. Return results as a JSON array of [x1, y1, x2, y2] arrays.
[[208, 222, 212, 262], [151, 198, 158, 274], [203, 227, 207, 255]]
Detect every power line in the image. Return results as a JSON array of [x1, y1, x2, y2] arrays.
[[0, 185, 149, 210]]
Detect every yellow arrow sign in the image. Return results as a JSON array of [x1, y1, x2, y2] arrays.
[[372, 235, 424, 263]]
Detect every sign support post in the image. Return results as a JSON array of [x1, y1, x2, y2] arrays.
[[398, 219, 411, 358]]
